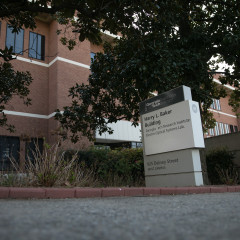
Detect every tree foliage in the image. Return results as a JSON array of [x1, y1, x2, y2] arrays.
[[1, 1, 240, 141], [0, 55, 32, 131], [56, 0, 240, 142], [0, 0, 155, 130], [0, 0, 156, 44]]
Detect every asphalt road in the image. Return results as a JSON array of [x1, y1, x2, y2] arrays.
[[0, 193, 240, 240]]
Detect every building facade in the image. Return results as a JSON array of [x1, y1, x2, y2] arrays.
[[0, 17, 239, 169]]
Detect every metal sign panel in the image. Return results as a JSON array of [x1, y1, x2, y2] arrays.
[[141, 100, 204, 155]]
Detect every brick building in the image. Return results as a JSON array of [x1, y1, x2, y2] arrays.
[[0, 17, 239, 169], [205, 86, 240, 138]]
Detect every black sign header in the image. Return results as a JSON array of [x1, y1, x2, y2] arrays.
[[139, 86, 188, 115]]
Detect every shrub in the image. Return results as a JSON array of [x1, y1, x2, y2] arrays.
[[3, 141, 98, 187], [206, 148, 239, 185], [28, 142, 80, 186], [0, 173, 30, 187], [1, 144, 145, 187], [99, 148, 144, 186], [65, 147, 145, 187]]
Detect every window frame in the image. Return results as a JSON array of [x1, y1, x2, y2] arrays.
[[90, 52, 96, 63], [209, 128, 215, 136], [219, 122, 225, 135], [214, 122, 220, 136], [215, 99, 221, 111], [5, 24, 24, 55], [0, 136, 20, 171], [210, 99, 216, 110], [224, 123, 230, 134], [28, 31, 45, 61]]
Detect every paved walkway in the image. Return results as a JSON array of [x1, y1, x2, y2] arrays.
[[0, 192, 240, 240]]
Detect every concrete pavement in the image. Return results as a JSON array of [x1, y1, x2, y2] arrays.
[[0, 193, 240, 240]]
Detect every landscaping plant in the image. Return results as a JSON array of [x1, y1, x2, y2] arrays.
[[206, 148, 239, 185], [65, 147, 145, 187], [1, 144, 145, 187], [1, 141, 98, 187]]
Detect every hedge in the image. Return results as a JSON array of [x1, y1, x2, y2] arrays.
[[65, 147, 145, 187]]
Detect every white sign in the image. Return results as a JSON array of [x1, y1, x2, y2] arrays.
[[142, 100, 204, 155]]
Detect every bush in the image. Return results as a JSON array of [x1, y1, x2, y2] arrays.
[[99, 148, 144, 186], [1, 144, 144, 187], [0, 173, 30, 187], [1, 141, 98, 187], [206, 148, 239, 185], [65, 147, 145, 187]]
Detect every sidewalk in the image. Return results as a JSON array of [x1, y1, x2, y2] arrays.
[[0, 185, 239, 199]]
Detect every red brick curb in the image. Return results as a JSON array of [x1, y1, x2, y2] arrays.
[[235, 186, 240, 192], [75, 188, 102, 198], [210, 186, 228, 193], [143, 187, 161, 196], [0, 187, 10, 199], [124, 187, 144, 196], [9, 188, 45, 199], [45, 188, 75, 199], [101, 188, 125, 197], [0, 186, 238, 199]]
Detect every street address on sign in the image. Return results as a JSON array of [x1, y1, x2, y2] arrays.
[[142, 100, 204, 155]]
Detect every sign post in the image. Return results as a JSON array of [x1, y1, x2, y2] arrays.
[[140, 86, 205, 187]]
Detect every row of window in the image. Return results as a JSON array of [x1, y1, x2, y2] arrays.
[[4, 23, 95, 63], [0, 136, 43, 171], [4, 24, 45, 60], [207, 122, 238, 137]]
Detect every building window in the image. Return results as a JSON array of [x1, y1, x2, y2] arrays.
[[210, 99, 221, 111], [131, 142, 142, 149], [210, 99, 216, 109], [219, 122, 225, 135], [25, 138, 44, 163], [214, 122, 220, 136], [209, 128, 214, 136], [90, 52, 96, 62], [29, 32, 45, 60], [234, 126, 238, 132], [215, 99, 221, 111], [230, 125, 234, 133], [0, 136, 20, 171], [6, 24, 24, 54], [224, 124, 230, 134]]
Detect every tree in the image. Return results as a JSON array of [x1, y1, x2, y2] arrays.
[[0, 0, 156, 46], [55, 0, 240, 142], [0, 48, 32, 131], [0, 0, 156, 130]]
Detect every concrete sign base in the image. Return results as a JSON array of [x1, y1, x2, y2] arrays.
[[144, 149, 204, 187], [145, 171, 203, 187]]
